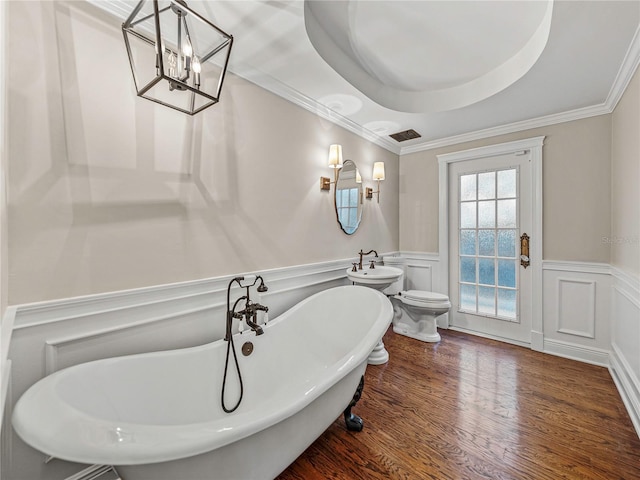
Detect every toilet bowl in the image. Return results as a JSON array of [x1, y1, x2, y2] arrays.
[[383, 256, 451, 343]]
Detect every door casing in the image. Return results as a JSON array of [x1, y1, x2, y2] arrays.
[[437, 137, 545, 350]]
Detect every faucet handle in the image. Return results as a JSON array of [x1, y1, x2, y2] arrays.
[[369, 260, 376, 269], [351, 263, 358, 272]]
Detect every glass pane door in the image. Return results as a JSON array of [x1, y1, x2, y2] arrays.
[[458, 168, 519, 322]]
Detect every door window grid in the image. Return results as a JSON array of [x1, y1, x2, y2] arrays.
[[459, 168, 519, 321]]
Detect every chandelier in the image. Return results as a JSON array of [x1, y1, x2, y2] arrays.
[[122, 0, 233, 115]]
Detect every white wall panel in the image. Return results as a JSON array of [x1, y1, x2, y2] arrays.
[[542, 261, 611, 365], [556, 278, 596, 338], [609, 267, 640, 436]]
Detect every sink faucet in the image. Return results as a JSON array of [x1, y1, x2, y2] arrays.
[[358, 249, 378, 270]]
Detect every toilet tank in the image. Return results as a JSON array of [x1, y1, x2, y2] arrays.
[[382, 256, 406, 295]]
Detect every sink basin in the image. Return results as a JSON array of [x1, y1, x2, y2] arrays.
[[346, 265, 403, 291]]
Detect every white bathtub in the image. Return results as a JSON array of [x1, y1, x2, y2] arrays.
[[12, 285, 392, 480]]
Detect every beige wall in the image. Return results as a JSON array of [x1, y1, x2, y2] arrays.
[[611, 67, 640, 276], [0, 0, 7, 315], [6, 1, 399, 305], [400, 115, 612, 263]]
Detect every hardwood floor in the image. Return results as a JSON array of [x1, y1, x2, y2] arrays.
[[278, 328, 640, 480]]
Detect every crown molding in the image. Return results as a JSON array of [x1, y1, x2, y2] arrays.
[[605, 24, 640, 112], [229, 63, 402, 155], [399, 103, 610, 155]]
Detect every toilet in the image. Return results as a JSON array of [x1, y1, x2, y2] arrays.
[[383, 256, 451, 343]]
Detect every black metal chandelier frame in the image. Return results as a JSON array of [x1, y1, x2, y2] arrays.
[[122, 0, 233, 115]]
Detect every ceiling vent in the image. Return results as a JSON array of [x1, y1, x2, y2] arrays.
[[389, 129, 421, 142]]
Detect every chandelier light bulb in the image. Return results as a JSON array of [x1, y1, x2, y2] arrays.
[[183, 41, 192, 57], [168, 52, 177, 78], [193, 56, 201, 88]]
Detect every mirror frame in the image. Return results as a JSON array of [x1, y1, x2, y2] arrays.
[[334, 159, 363, 235]]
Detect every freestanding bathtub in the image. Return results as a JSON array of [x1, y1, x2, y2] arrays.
[[12, 285, 393, 480]]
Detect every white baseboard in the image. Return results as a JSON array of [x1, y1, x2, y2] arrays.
[[609, 267, 640, 438], [610, 343, 640, 437], [542, 338, 610, 367], [448, 326, 531, 349], [531, 330, 544, 351]]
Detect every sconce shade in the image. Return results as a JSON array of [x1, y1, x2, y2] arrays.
[[372, 161, 386, 181], [122, 0, 233, 115], [356, 169, 362, 183], [328, 144, 343, 169]]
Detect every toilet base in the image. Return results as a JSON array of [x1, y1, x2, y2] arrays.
[[393, 324, 441, 343]]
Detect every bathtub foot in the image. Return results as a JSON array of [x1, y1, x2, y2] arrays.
[[343, 376, 365, 432]]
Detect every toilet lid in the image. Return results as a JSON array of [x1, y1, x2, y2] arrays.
[[402, 290, 449, 303]]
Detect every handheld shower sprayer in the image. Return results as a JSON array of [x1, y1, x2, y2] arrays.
[[222, 273, 269, 413], [234, 274, 268, 292], [236, 275, 256, 287]]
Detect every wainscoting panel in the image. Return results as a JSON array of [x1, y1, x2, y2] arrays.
[[556, 278, 596, 338], [1, 257, 363, 480], [406, 263, 433, 292], [399, 252, 446, 327], [542, 261, 611, 366], [400, 252, 440, 292], [609, 267, 640, 437]]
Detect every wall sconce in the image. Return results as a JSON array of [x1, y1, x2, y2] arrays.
[[122, 0, 233, 115], [365, 162, 385, 203], [320, 144, 343, 191]]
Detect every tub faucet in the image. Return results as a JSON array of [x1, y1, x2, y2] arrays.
[[358, 249, 378, 270], [222, 274, 269, 414], [235, 301, 268, 335], [225, 275, 269, 340]]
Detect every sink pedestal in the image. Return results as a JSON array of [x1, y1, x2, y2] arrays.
[[346, 266, 403, 365]]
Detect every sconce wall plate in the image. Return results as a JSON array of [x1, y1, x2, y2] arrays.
[[320, 177, 331, 191]]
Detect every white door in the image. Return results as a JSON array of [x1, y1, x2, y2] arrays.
[[448, 151, 533, 345]]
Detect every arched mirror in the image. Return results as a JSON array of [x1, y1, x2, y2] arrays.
[[335, 159, 363, 235]]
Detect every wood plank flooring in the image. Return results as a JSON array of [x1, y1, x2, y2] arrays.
[[277, 328, 640, 480]]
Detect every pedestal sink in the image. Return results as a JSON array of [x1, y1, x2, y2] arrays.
[[346, 265, 403, 365], [346, 266, 403, 291]]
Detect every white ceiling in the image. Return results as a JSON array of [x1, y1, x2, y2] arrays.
[[97, 1, 640, 154], [304, 1, 554, 113]]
